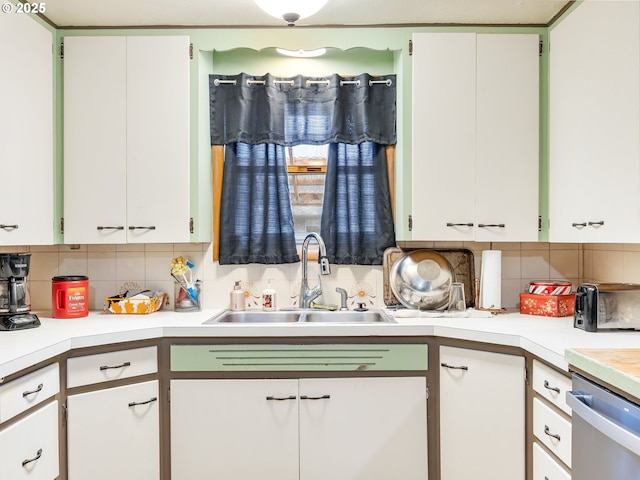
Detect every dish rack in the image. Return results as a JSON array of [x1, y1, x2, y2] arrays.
[[104, 292, 168, 314]]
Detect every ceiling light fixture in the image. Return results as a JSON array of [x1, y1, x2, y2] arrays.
[[254, 0, 328, 27], [276, 47, 327, 58]]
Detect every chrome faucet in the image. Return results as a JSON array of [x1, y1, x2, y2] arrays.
[[299, 232, 331, 309]]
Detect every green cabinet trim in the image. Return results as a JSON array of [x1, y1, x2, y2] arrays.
[[171, 344, 428, 372]]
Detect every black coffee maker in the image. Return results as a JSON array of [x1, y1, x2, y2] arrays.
[[0, 253, 40, 330]]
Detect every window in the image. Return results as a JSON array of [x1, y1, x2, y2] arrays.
[[286, 144, 328, 243]]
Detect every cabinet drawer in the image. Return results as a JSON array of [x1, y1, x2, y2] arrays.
[[0, 401, 59, 480], [533, 360, 572, 416], [68, 346, 157, 388], [171, 344, 428, 372], [0, 363, 59, 423], [533, 397, 572, 468], [533, 442, 570, 480]]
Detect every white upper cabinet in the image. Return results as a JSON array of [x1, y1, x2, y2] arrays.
[[549, 1, 640, 242], [63, 35, 191, 244], [0, 11, 54, 245], [411, 33, 540, 242]]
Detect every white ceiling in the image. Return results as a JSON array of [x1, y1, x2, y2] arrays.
[[39, 0, 572, 28]]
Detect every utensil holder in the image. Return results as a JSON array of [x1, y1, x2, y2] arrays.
[[174, 280, 202, 312]]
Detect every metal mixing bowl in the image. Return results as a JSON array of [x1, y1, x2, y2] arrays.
[[389, 249, 455, 310]]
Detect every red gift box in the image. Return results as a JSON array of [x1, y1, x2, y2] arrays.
[[519, 293, 576, 317]]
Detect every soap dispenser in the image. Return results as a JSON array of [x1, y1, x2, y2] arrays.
[[230, 281, 245, 311], [262, 278, 276, 311]]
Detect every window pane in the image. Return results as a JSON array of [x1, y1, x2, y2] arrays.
[[287, 145, 328, 243]]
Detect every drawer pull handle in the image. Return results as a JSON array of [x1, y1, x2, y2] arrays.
[[572, 222, 587, 228], [100, 361, 131, 371], [266, 395, 297, 401], [446, 222, 474, 227], [0, 224, 19, 230], [22, 448, 42, 467], [544, 425, 561, 441], [300, 394, 330, 400], [543, 380, 561, 394], [22, 383, 43, 398], [477, 223, 505, 228], [97, 226, 125, 230], [588, 220, 605, 227], [128, 397, 158, 407], [440, 362, 469, 371], [128, 226, 156, 230]]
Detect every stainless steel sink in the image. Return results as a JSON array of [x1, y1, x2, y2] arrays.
[[203, 309, 396, 324], [208, 311, 301, 323], [303, 310, 394, 323]]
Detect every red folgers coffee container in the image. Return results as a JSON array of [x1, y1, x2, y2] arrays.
[[52, 276, 89, 318]]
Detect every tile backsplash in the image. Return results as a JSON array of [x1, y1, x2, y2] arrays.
[[1, 241, 595, 314]]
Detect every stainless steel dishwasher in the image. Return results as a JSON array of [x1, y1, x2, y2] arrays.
[[567, 374, 640, 480]]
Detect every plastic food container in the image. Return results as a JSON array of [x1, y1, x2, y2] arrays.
[[52, 276, 89, 318]]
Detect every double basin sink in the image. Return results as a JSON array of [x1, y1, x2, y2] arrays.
[[203, 309, 396, 324]]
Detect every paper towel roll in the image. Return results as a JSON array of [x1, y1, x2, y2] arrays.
[[480, 250, 502, 309]]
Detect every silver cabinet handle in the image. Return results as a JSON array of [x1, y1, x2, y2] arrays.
[[588, 221, 605, 227], [97, 226, 125, 230], [128, 226, 156, 230], [22, 383, 43, 398], [128, 397, 158, 407], [572, 222, 587, 227], [99, 361, 131, 371], [266, 395, 296, 401], [446, 222, 474, 227], [543, 380, 560, 394], [0, 224, 18, 230], [441, 362, 468, 371], [477, 223, 505, 228], [300, 394, 330, 400], [544, 424, 561, 441], [22, 448, 42, 467]]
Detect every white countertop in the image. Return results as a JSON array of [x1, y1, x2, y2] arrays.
[[2, 308, 640, 382]]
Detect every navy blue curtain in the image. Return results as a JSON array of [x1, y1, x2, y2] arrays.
[[321, 142, 396, 264], [210, 73, 396, 265], [218, 143, 299, 264]]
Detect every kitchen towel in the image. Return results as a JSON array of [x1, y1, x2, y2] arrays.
[[480, 250, 502, 309]]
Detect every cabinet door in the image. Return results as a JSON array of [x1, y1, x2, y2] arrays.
[[0, 12, 54, 245], [63, 36, 128, 244], [549, 1, 640, 242], [411, 33, 539, 242], [63, 35, 191, 244], [299, 377, 428, 480], [0, 401, 59, 480], [126, 36, 191, 243], [475, 34, 539, 242], [67, 380, 159, 480], [412, 33, 476, 241], [439, 346, 525, 480], [170, 379, 299, 480]]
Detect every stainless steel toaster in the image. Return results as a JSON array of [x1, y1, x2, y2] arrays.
[[574, 283, 640, 332]]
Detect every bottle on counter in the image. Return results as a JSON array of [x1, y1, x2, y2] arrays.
[[262, 278, 276, 311], [230, 281, 245, 311]]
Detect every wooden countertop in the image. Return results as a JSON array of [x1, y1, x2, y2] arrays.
[[566, 348, 640, 403]]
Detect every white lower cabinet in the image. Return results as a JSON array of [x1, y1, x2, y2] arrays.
[[533, 397, 572, 468], [170, 377, 428, 480], [533, 442, 571, 480], [439, 346, 525, 480], [0, 400, 59, 480], [67, 380, 160, 479]]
